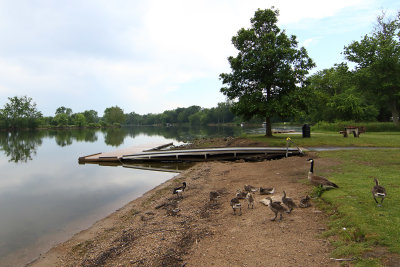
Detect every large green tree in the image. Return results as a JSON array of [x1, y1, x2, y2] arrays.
[[220, 8, 315, 136], [103, 106, 125, 124], [0, 96, 42, 129], [306, 63, 378, 122], [344, 11, 400, 125]]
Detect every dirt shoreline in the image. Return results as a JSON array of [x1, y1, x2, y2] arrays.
[[28, 138, 340, 266]]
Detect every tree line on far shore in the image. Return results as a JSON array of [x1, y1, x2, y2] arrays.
[[1, 8, 399, 133], [0, 97, 250, 130]]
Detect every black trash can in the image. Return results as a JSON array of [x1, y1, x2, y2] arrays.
[[302, 124, 310, 138]]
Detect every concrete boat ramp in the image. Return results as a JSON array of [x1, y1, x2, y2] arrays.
[[79, 142, 303, 164]]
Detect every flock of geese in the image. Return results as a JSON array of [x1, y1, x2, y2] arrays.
[[172, 158, 387, 221]]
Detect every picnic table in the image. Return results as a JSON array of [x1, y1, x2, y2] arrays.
[[339, 126, 366, 137]]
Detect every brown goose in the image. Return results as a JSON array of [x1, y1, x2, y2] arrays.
[[236, 189, 247, 199], [259, 187, 275, 195], [372, 178, 386, 206], [209, 191, 220, 203], [299, 195, 311, 208], [307, 159, 339, 188], [246, 192, 255, 209], [230, 197, 242, 215], [282, 191, 296, 213], [266, 197, 287, 221], [244, 184, 258, 192]]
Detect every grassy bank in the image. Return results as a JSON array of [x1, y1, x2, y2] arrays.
[[246, 131, 400, 148], [315, 149, 400, 266], [245, 131, 400, 266]]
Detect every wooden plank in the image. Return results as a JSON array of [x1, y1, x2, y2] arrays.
[[79, 144, 302, 164]]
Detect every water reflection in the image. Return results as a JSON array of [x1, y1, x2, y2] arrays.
[[0, 131, 42, 163], [0, 126, 250, 163], [0, 125, 297, 163]]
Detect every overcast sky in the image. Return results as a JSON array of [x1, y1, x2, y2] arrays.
[[0, 0, 398, 116]]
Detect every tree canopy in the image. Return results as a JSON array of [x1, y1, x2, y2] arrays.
[[220, 8, 315, 136], [0, 96, 42, 129], [343, 11, 400, 125], [103, 106, 125, 124]]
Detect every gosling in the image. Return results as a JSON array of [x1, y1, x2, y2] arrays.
[[209, 191, 220, 203], [236, 189, 247, 199], [246, 192, 255, 209], [299, 195, 311, 208], [282, 191, 297, 213], [259, 187, 275, 195], [230, 197, 242, 215], [266, 197, 287, 221], [372, 178, 386, 207]]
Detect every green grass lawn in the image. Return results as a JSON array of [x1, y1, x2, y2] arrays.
[[315, 149, 400, 266], [246, 131, 400, 148], [245, 132, 400, 266]]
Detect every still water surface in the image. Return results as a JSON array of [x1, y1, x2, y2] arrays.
[[0, 125, 269, 266]]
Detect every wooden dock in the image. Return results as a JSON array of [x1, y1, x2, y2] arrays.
[[79, 143, 303, 164]]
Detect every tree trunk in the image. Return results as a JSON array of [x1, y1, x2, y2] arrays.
[[265, 116, 272, 137], [390, 100, 399, 126]]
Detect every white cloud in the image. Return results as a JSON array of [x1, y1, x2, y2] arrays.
[[0, 0, 396, 115]]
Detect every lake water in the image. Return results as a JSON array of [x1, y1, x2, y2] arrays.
[[0, 125, 272, 267]]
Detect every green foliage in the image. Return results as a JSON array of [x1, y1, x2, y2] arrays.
[[0, 96, 42, 129], [73, 113, 86, 127], [220, 8, 315, 136], [83, 110, 99, 123], [305, 64, 379, 122], [103, 106, 125, 124], [54, 113, 69, 126], [343, 11, 400, 126]]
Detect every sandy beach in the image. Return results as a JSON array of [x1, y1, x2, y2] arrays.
[[28, 139, 341, 266]]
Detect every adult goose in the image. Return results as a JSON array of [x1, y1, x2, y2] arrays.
[[173, 182, 186, 198], [372, 178, 386, 206], [307, 159, 338, 188], [282, 191, 296, 213], [266, 197, 287, 221]]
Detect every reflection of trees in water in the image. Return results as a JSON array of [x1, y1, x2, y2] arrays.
[[48, 129, 98, 147], [0, 126, 245, 163], [103, 128, 125, 146], [0, 131, 43, 163], [123, 125, 244, 142]]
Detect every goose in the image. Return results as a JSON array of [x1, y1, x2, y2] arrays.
[[282, 191, 296, 213], [307, 159, 339, 188], [173, 182, 186, 198], [259, 187, 275, 195], [244, 184, 258, 192], [209, 191, 220, 203], [230, 197, 242, 215], [265, 197, 287, 221], [372, 178, 386, 206], [236, 189, 247, 199], [246, 192, 255, 209], [299, 195, 311, 208]]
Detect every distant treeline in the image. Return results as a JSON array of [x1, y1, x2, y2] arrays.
[[0, 97, 265, 130]]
